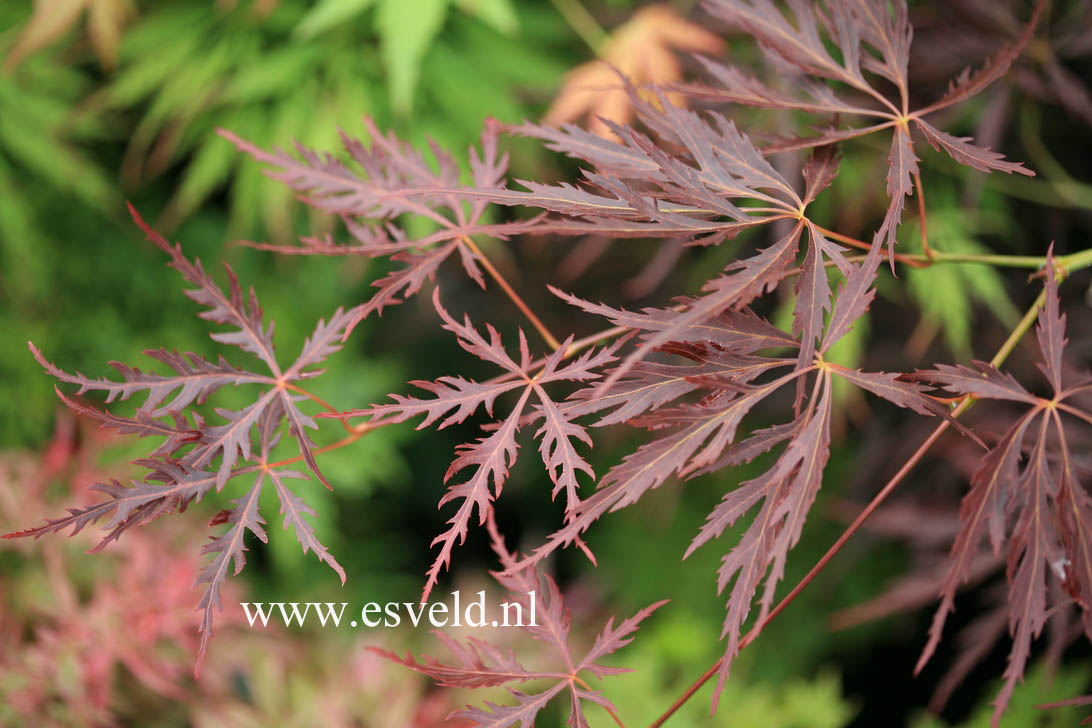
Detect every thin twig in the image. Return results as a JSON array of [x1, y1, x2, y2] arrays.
[[914, 173, 934, 261], [813, 226, 1092, 272], [812, 224, 929, 268]]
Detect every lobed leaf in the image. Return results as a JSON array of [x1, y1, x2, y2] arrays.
[[377, 519, 665, 726], [915, 254, 1092, 725]]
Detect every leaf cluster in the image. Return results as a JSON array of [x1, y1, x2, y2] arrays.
[[8, 0, 1092, 725], [10, 206, 355, 673]]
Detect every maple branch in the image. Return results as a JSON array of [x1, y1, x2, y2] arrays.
[[647, 657, 720, 728], [926, 252, 1051, 268], [1056, 247, 1092, 274], [458, 234, 563, 351], [812, 227, 1092, 273], [649, 288, 1051, 728], [913, 173, 934, 261], [902, 245, 1092, 271], [990, 288, 1047, 367]]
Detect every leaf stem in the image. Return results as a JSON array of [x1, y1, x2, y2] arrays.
[[926, 252, 1047, 268], [563, 324, 628, 358], [812, 224, 929, 268], [260, 421, 378, 472], [603, 699, 627, 728], [283, 381, 374, 437], [648, 287, 1050, 728], [1057, 402, 1092, 426], [913, 173, 934, 261], [459, 234, 563, 351], [282, 381, 338, 414]]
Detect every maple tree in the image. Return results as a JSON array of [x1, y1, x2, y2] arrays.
[[7, 0, 1092, 726]]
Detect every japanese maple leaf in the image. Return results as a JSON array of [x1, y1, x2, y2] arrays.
[[685, 0, 1042, 253], [914, 252, 1092, 727], [336, 288, 620, 601], [506, 243, 952, 699], [435, 0, 1039, 395], [828, 494, 1087, 718], [189, 404, 345, 674], [24, 205, 349, 494], [471, 90, 857, 393], [221, 118, 539, 335], [372, 514, 666, 727], [911, 0, 1092, 129], [8, 205, 351, 672]]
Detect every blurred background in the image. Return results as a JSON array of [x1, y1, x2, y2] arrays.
[[1, 0, 1091, 725]]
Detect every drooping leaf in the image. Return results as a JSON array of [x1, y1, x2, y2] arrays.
[[336, 288, 621, 600], [10, 207, 355, 673], [373, 514, 666, 727], [689, 0, 1042, 255], [915, 253, 1092, 726], [222, 119, 538, 331]]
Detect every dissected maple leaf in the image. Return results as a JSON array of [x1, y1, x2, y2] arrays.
[[372, 514, 666, 727], [335, 288, 621, 601], [829, 492, 1089, 717], [477, 89, 863, 393], [475, 7, 1047, 399], [913, 252, 1092, 727], [7, 205, 353, 673], [499, 242, 952, 700], [911, 0, 1092, 129], [220, 118, 540, 336], [27, 205, 348, 494], [9, 2, 1079, 721], [420, 0, 1043, 402], [544, 4, 724, 138], [221, 58, 881, 402], [681, 0, 1042, 255]]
